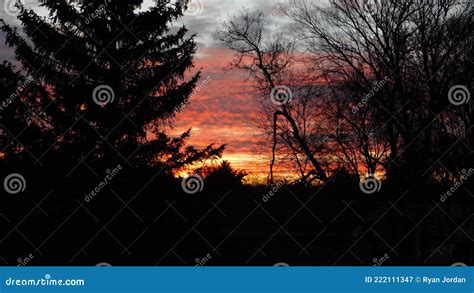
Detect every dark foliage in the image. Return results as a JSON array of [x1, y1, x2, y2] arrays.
[[0, 0, 224, 172], [0, 0, 473, 267]]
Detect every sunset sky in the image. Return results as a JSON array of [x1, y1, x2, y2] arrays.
[[171, 11, 266, 177], [0, 0, 288, 182], [158, 0, 286, 181]]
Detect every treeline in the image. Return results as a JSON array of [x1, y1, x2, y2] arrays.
[[0, 0, 223, 178], [215, 0, 474, 187]]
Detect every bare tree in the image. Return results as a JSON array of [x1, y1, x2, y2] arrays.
[[324, 80, 391, 177], [214, 9, 329, 184], [284, 0, 474, 183]]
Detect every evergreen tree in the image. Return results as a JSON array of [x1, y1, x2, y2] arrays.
[[0, 0, 223, 172], [1, 58, 56, 163]]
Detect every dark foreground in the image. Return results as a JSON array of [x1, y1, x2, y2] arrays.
[[1, 166, 473, 266]]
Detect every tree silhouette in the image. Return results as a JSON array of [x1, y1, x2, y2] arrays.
[[214, 10, 329, 184], [215, 1, 473, 186], [0, 0, 224, 172], [283, 0, 473, 184], [0, 0, 472, 267]]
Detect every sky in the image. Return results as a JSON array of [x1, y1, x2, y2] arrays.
[[0, 0, 287, 182], [169, 0, 282, 181]]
